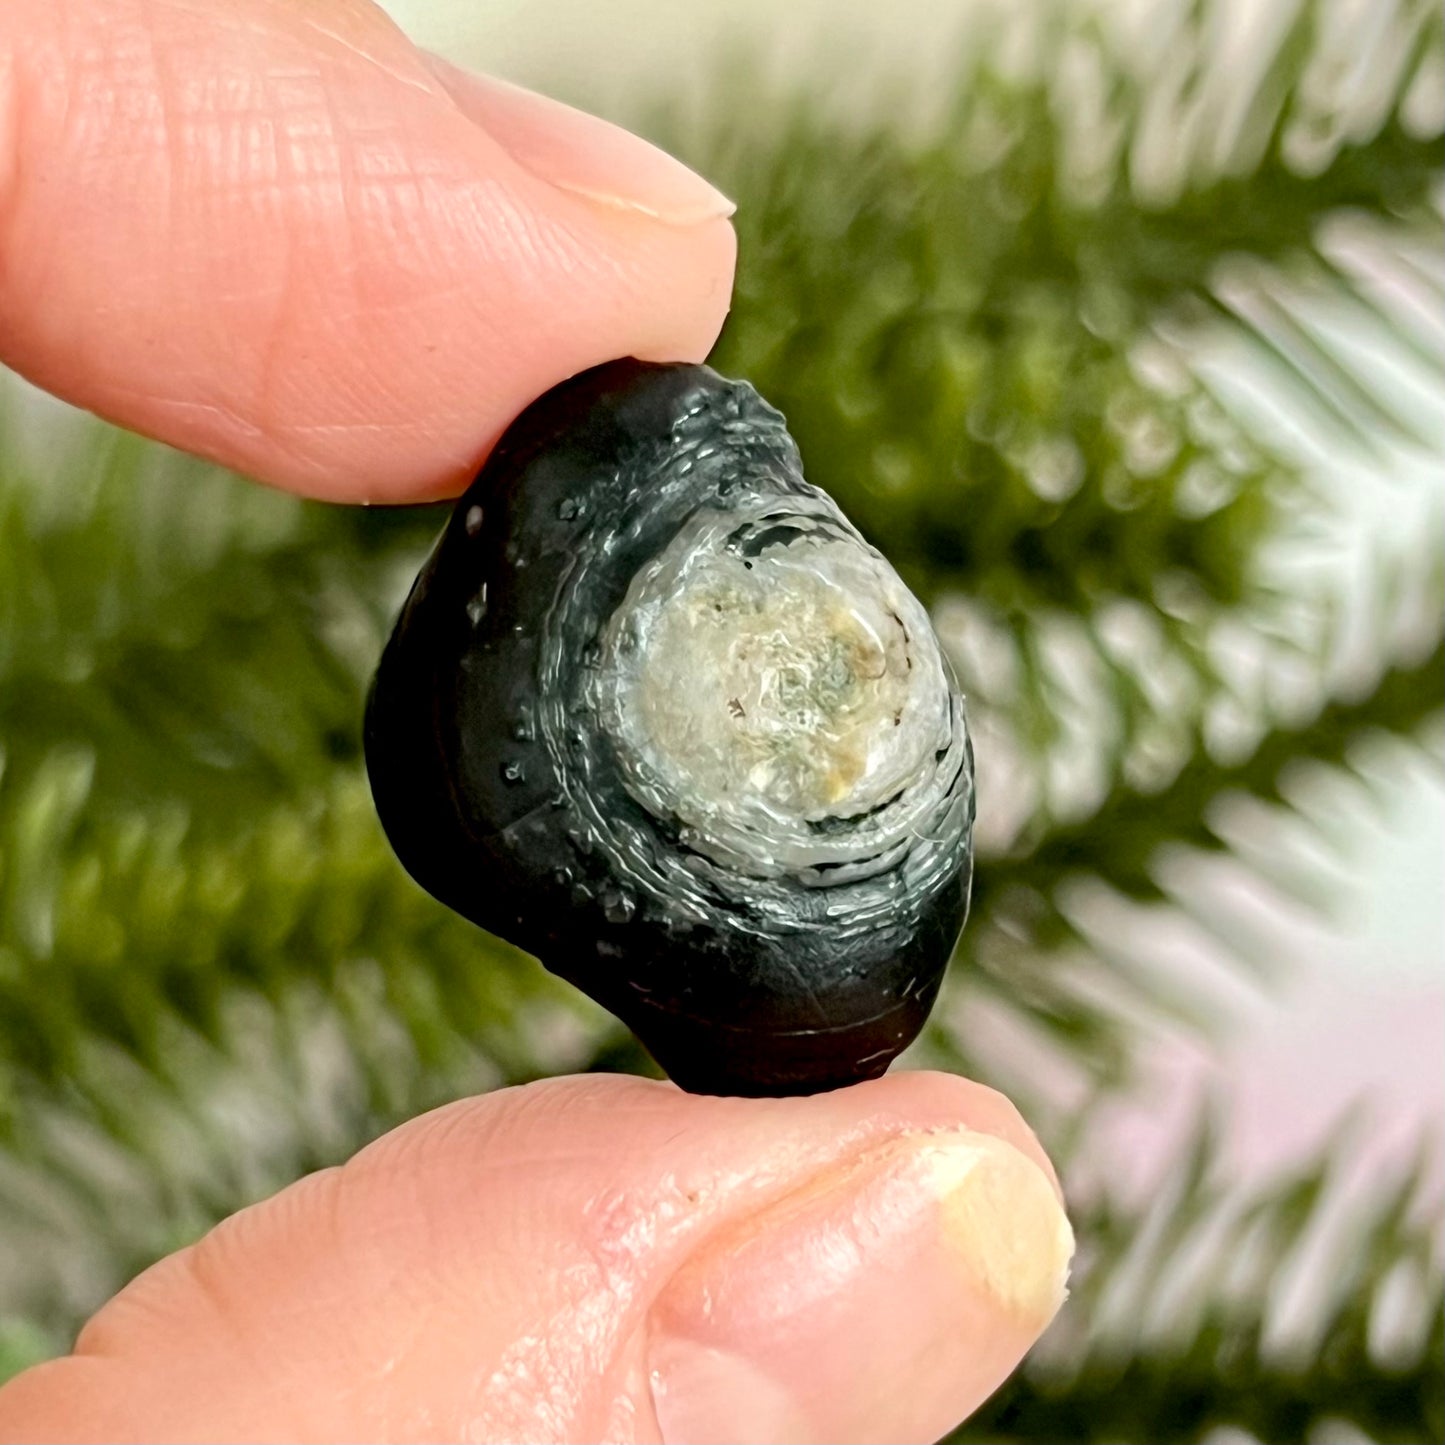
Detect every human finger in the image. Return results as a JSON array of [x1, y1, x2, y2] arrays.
[[0, 1070, 1072, 1444], [0, 0, 736, 501]]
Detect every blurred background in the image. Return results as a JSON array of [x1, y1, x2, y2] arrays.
[[0, 0, 1441, 1438]]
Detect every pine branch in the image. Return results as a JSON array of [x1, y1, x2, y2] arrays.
[[0, 963, 609, 1344], [0, 424, 375, 818], [653, 0, 1443, 600], [1069, 2, 1444, 298], [0, 761, 597, 1096], [980, 628, 1445, 920], [917, 625, 1445, 1114], [0, 759, 612, 1339]]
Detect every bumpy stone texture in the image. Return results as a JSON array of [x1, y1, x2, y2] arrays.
[[365, 359, 975, 1096]]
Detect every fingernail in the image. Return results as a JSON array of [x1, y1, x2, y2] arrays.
[[647, 1129, 1073, 1445], [424, 57, 735, 226]]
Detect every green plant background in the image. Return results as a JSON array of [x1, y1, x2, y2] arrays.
[[1, 0, 1442, 1438]]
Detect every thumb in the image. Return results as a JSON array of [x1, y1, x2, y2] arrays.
[[0, 1072, 1073, 1445], [0, 0, 735, 501]]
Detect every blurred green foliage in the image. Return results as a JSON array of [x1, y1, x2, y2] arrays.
[[1, 0, 1442, 1436]]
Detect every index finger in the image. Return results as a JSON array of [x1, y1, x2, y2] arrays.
[[0, 0, 736, 502]]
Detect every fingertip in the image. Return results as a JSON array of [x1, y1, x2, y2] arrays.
[[648, 1119, 1071, 1444], [796, 1067, 1063, 1200], [0, 1073, 1065, 1444], [0, 0, 738, 503]]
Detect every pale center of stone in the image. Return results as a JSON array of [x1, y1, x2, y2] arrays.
[[629, 567, 915, 818], [595, 506, 949, 859]]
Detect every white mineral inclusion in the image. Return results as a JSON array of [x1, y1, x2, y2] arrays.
[[595, 503, 956, 873]]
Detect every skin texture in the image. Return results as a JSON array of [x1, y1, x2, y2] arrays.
[[0, 1074, 1071, 1444], [0, 2, 1074, 1440], [0, 0, 735, 500]]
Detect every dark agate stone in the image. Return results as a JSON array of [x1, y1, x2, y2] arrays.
[[364, 359, 974, 1096]]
